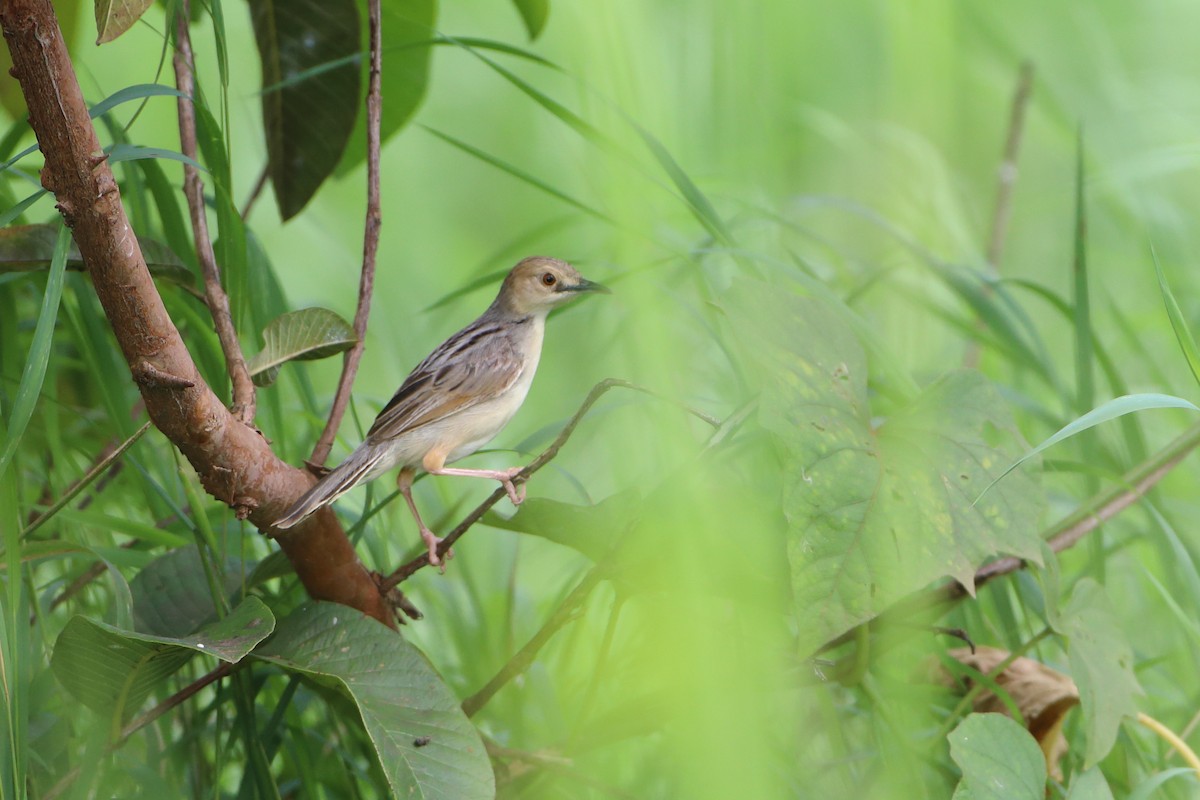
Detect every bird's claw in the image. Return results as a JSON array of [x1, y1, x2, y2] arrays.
[[501, 467, 527, 506], [420, 527, 453, 573]]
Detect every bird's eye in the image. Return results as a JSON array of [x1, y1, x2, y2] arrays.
[[541, 272, 557, 287]]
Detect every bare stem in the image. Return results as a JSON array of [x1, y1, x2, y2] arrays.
[[310, 0, 383, 466], [463, 565, 606, 717], [240, 164, 268, 221], [172, 0, 256, 424]]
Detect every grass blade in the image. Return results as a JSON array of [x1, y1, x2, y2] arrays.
[[0, 224, 70, 482], [1153, 247, 1200, 390], [1073, 128, 1094, 413]]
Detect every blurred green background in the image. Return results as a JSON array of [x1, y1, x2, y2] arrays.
[[7, 0, 1200, 797]]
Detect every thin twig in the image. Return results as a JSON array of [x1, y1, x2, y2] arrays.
[[381, 378, 637, 589], [240, 164, 268, 221], [172, 0, 256, 425], [309, 0, 384, 466], [463, 565, 606, 717], [964, 61, 1035, 369]]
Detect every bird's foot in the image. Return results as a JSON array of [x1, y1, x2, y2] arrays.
[[420, 527, 453, 572], [499, 467, 527, 506]]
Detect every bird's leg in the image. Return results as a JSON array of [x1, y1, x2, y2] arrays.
[[397, 467, 450, 569], [428, 465, 527, 506]]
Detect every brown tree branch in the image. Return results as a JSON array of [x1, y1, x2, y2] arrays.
[[171, 0, 256, 424], [309, 0, 383, 466], [1, 0, 394, 627]]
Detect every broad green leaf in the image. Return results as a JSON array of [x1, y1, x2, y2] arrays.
[[949, 713, 1046, 800], [1056, 579, 1142, 767], [0, 225, 68, 483], [95, 0, 154, 43], [1068, 767, 1115, 800], [979, 393, 1199, 501], [336, 0, 437, 175], [130, 547, 250, 637], [0, 224, 194, 288], [483, 491, 641, 563], [1154, 249, 1200, 390], [256, 602, 493, 800], [727, 282, 1044, 654], [512, 0, 549, 40], [250, 0, 361, 219], [51, 597, 275, 726], [247, 307, 357, 386]]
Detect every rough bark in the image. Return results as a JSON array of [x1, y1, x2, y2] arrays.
[[0, 0, 394, 628]]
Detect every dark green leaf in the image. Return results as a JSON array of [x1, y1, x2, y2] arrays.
[[95, 0, 154, 43], [256, 602, 493, 800], [949, 713, 1046, 800], [247, 307, 357, 386], [250, 0, 362, 219], [0, 224, 194, 288], [727, 282, 1045, 654], [511, 0, 549, 40], [1056, 579, 1142, 767], [336, 0, 437, 175], [483, 490, 641, 562], [51, 597, 275, 724], [131, 547, 250, 637]]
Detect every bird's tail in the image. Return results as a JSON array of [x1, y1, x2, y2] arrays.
[[274, 445, 387, 529]]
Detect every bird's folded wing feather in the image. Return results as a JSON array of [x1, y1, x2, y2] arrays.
[[366, 325, 524, 443]]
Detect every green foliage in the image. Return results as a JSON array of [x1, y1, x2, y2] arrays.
[[5, 1, 1200, 798], [949, 713, 1046, 800], [247, 306, 357, 386]]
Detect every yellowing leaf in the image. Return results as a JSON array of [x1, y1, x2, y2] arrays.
[[95, 0, 154, 44]]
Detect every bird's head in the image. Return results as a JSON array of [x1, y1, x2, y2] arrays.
[[495, 256, 609, 317]]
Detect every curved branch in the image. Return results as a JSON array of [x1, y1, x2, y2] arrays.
[[1, 0, 394, 627], [172, 0, 256, 424], [310, 0, 383, 466]]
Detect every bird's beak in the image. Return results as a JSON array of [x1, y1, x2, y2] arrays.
[[562, 277, 611, 294]]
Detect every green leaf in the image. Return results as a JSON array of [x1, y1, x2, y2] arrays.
[[1068, 767, 1115, 800], [247, 307, 357, 386], [130, 547, 250, 637], [0, 224, 194, 288], [50, 597, 275, 725], [726, 282, 1045, 654], [255, 602, 493, 800], [1153, 249, 1200, 390], [249, 0, 362, 219], [0, 225, 69, 483], [511, 0, 549, 40], [483, 491, 641, 563], [979, 393, 1200, 500], [1055, 579, 1142, 767], [336, 0, 437, 175], [949, 713, 1046, 800], [95, 0, 154, 43]]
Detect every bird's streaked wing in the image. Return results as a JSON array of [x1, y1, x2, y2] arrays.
[[365, 319, 525, 443]]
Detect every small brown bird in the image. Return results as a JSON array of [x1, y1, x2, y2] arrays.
[[274, 256, 608, 565]]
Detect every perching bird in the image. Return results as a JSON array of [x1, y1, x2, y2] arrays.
[[274, 256, 609, 566]]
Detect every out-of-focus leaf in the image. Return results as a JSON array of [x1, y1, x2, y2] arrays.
[[336, 0, 437, 175], [483, 490, 641, 562], [130, 546, 250, 636], [0, 224, 194, 288], [95, 0, 154, 43], [255, 602, 493, 799], [0, 0, 82, 116], [936, 646, 1080, 781], [249, 0, 361, 219], [949, 713, 1046, 800], [247, 307, 357, 386], [1154, 249, 1200, 390], [50, 597, 275, 725], [512, 0, 549, 40], [1054, 579, 1142, 767], [1068, 767, 1115, 800], [727, 282, 1045, 654]]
